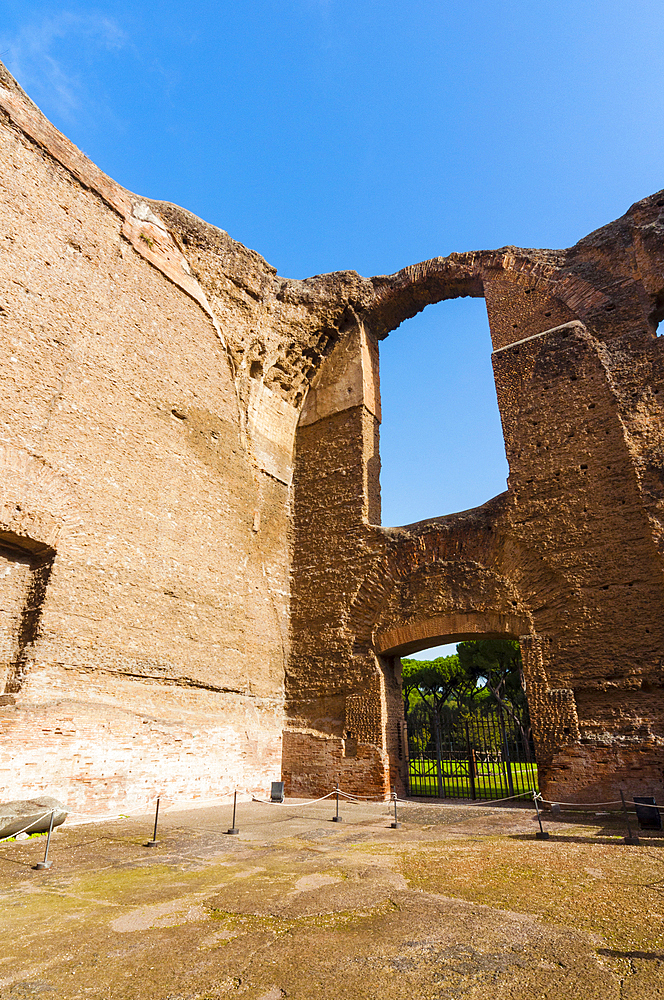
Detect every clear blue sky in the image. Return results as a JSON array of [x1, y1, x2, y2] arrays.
[[3, 1, 663, 658]]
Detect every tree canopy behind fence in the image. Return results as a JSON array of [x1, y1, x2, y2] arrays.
[[401, 639, 532, 756]]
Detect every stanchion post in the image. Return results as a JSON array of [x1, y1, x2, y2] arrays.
[[533, 790, 549, 840], [332, 781, 342, 822], [621, 790, 640, 845], [390, 789, 401, 829], [227, 790, 240, 835], [145, 796, 160, 847], [34, 810, 55, 870]]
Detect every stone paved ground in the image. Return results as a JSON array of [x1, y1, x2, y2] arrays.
[[0, 797, 663, 999]]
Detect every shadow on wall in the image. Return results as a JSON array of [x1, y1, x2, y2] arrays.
[[0, 538, 54, 702]]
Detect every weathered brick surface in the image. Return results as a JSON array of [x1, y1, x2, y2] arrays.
[[0, 67, 291, 812], [286, 227, 664, 804], [3, 60, 664, 809]]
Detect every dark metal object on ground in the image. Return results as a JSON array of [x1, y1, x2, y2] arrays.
[[391, 790, 401, 829], [145, 796, 160, 847], [271, 781, 285, 803], [332, 782, 342, 822], [33, 810, 54, 870], [633, 795, 662, 830], [227, 790, 239, 834], [621, 790, 640, 845], [533, 792, 549, 840]]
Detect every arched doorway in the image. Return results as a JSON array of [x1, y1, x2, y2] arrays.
[[377, 616, 538, 801]]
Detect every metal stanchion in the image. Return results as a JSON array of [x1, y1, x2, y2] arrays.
[[390, 789, 401, 829], [145, 796, 160, 847], [227, 790, 239, 835], [332, 782, 342, 822], [33, 810, 55, 870], [621, 790, 640, 845], [533, 791, 549, 840]]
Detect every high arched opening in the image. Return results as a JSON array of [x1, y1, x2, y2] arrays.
[[378, 296, 508, 529]]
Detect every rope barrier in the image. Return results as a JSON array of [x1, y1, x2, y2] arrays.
[[251, 787, 656, 811], [336, 789, 388, 801], [536, 796, 629, 808], [536, 795, 664, 811], [464, 791, 534, 805], [337, 789, 389, 803], [252, 790, 337, 807], [3, 785, 659, 860]]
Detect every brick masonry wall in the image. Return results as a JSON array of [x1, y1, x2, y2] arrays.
[[287, 314, 664, 802], [5, 59, 664, 808], [0, 83, 289, 813]]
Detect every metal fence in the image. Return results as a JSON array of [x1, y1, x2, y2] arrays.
[[406, 703, 538, 801]]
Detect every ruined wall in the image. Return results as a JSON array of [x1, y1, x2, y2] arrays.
[[285, 200, 664, 805], [3, 59, 664, 810], [0, 61, 395, 814], [0, 84, 293, 813]]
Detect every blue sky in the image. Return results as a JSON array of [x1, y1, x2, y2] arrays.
[[2, 1, 663, 658]]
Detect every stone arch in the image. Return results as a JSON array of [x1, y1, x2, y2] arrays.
[[285, 191, 664, 805], [374, 609, 527, 658]]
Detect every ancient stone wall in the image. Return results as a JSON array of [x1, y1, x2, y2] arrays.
[[3, 59, 664, 810], [285, 203, 664, 805], [0, 66, 296, 813]]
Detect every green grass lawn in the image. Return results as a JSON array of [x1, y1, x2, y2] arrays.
[[408, 759, 538, 800]]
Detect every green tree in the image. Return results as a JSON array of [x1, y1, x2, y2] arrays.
[[400, 655, 469, 795], [456, 639, 532, 754], [401, 654, 463, 716]]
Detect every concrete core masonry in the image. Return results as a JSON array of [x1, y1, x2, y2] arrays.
[[1, 60, 664, 812]]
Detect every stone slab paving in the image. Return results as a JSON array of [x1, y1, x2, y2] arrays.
[[0, 798, 663, 999]]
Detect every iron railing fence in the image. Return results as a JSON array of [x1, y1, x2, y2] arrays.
[[406, 703, 538, 801]]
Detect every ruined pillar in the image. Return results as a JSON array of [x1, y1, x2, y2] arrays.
[[282, 319, 400, 798]]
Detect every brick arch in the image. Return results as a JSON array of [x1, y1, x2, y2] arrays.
[[374, 609, 527, 657], [286, 194, 664, 806]]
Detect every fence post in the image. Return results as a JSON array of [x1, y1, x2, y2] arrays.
[[465, 721, 477, 801], [332, 781, 342, 822], [145, 796, 160, 847], [533, 791, 549, 839], [227, 790, 240, 835], [34, 810, 55, 870], [499, 709, 515, 798], [620, 790, 640, 845], [433, 710, 444, 798]]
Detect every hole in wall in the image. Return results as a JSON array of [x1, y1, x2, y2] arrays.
[[379, 298, 508, 526], [0, 541, 54, 696], [649, 290, 664, 332]]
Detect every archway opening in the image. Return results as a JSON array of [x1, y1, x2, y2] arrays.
[[398, 636, 537, 801], [379, 297, 508, 527]]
